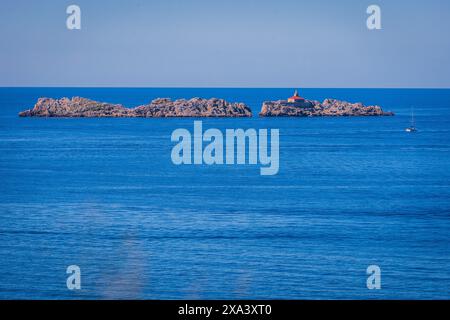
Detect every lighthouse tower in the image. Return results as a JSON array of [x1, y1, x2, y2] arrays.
[[287, 90, 305, 103]]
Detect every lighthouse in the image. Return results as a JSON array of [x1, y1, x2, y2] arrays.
[[287, 90, 305, 103]]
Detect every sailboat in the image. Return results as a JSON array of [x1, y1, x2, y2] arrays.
[[405, 108, 417, 132]]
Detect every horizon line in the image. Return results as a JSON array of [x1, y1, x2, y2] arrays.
[[1, 86, 450, 90]]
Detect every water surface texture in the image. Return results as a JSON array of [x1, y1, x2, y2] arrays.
[[0, 88, 449, 299]]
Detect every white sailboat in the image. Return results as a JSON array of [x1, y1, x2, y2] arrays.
[[405, 108, 417, 132]]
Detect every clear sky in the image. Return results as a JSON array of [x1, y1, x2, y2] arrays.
[[1, 0, 450, 87]]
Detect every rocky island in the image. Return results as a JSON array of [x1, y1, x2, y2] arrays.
[[259, 90, 394, 117], [19, 97, 252, 118], [18, 90, 394, 118]]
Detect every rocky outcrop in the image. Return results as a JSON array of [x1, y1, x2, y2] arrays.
[[134, 98, 252, 117], [19, 97, 252, 118], [19, 96, 393, 118], [259, 98, 394, 117], [18, 97, 134, 117]]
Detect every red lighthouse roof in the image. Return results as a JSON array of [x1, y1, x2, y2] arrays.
[[288, 90, 305, 102]]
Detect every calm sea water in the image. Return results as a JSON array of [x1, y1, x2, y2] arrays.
[[0, 88, 449, 299]]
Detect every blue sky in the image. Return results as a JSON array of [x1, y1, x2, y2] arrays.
[[1, 0, 450, 87]]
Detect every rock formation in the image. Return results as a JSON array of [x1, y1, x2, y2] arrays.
[[19, 96, 394, 118], [19, 97, 252, 118], [134, 97, 252, 117], [259, 98, 394, 117]]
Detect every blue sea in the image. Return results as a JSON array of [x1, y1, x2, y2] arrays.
[[0, 88, 449, 299]]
